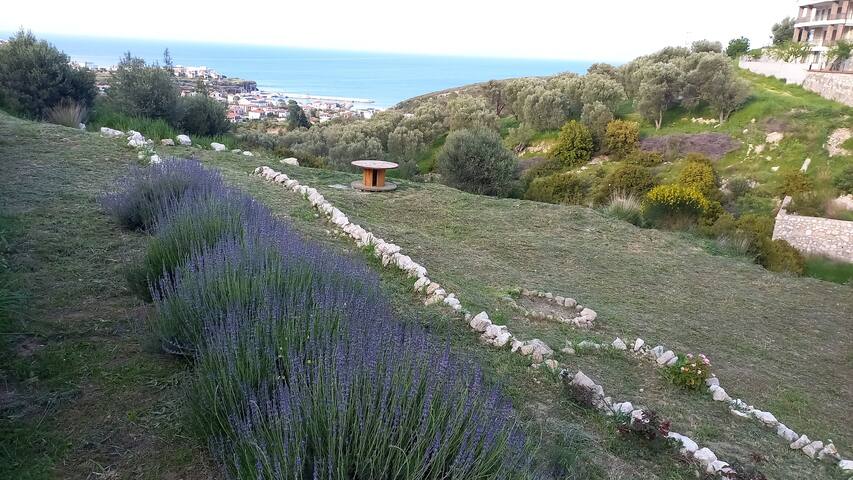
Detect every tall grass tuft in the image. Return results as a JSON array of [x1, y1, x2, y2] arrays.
[[99, 158, 223, 231], [603, 191, 644, 226], [46, 99, 87, 128], [88, 102, 178, 140]]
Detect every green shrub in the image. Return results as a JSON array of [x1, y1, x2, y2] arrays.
[[580, 101, 613, 147], [599, 164, 657, 202], [525, 172, 589, 205], [734, 213, 775, 258], [678, 160, 718, 197], [622, 150, 662, 167], [760, 239, 804, 275], [726, 178, 752, 199], [643, 184, 710, 225], [778, 171, 813, 196], [833, 165, 853, 194], [436, 128, 518, 197], [176, 95, 231, 136], [107, 53, 180, 121], [663, 353, 711, 390], [549, 120, 594, 168], [0, 30, 97, 119], [604, 120, 640, 157]]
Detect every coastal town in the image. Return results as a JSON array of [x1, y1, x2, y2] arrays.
[[75, 59, 383, 125]]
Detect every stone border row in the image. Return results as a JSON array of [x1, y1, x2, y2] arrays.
[[254, 166, 559, 367], [252, 166, 850, 475], [566, 370, 736, 476], [558, 334, 850, 471], [100, 127, 256, 164]]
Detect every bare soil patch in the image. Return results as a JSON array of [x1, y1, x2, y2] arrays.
[[641, 133, 741, 160]]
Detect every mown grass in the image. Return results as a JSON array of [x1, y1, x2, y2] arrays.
[[0, 113, 211, 479], [3, 110, 851, 479], [191, 147, 851, 480]]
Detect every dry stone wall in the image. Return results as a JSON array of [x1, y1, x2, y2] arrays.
[[773, 197, 853, 262], [802, 72, 853, 107]]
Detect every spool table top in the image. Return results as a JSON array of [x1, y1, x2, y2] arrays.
[[351, 160, 399, 170]]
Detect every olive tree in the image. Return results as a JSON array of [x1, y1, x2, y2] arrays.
[[772, 17, 796, 45], [636, 62, 683, 129], [580, 101, 613, 146], [726, 37, 751, 58], [447, 95, 499, 131], [581, 73, 625, 112], [108, 52, 179, 120], [436, 128, 517, 197], [518, 85, 569, 130], [691, 40, 722, 54]]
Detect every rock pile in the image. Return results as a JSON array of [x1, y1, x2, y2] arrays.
[[518, 289, 597, 328]]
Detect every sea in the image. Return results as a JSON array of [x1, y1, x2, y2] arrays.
[[14, 33, 593, 108]]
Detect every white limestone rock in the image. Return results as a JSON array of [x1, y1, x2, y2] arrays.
[[752, 410, 778, 426], [281, 157, 299, 166], [790, 434, 811, 450], [817, 443, 839, 462], [563, 297, 577, 308], [492, 331, 513, 348], [413, 277, 430, 292], [766, 131, 784, 144], [838, 459, 853, 471], [656, 350, 675, 365], [632, 338, 645, 352], [544, 359, 560, 371], [176, 134, 191, 145], [579, 308, 597, 321], [693, 448, 717, 468], [667, 432, 698, 454], [243, 151, 254, 156], [776, 424, 799, 443], [651, 345, 665, 358], [710, 460, 729, 473], [149, 154, 161, 165], [612, 338, 627, 350], [706, 376, 719, 387], [160, 138, 175, 146], [469, 312, 491, 332], [211, 142, 226, 151], [100, 127, 124, 137], [613, 401, 633, 414], [710, 385, 730, 402], [802, 440, 824, 459]]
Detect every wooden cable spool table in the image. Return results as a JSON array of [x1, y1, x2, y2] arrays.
[[351, 160, 399, 192]]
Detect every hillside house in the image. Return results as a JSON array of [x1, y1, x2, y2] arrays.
[[794, 0, 853, 65]]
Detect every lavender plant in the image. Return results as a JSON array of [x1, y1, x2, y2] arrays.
[[126, 187, 261, 301], [192, 303, 531, 479], [104, 158, 533, 479], [99, 158, 223, 231]]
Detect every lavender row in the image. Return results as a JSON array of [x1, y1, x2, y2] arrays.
[[102, 158, 532, 479]]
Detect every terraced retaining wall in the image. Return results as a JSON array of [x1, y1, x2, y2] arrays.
[[773, 197, 853, 262]]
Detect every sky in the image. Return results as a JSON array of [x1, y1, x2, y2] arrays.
[[4, 0, 799, 61]]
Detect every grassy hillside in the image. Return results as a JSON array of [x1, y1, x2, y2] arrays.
[[0, 115, 212, 479], [192, 142, 852, 478], [2, 111, 851, 479]]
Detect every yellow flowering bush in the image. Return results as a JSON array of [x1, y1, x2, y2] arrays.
[[643, 184, 710, 222], [664, 353, 711, 390]]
